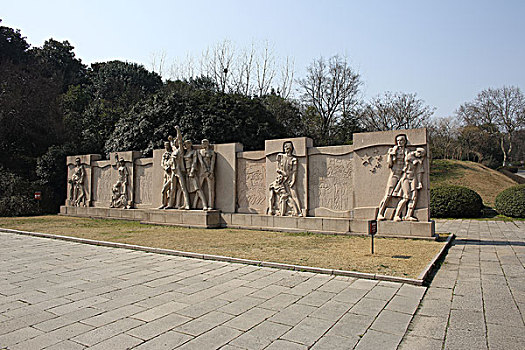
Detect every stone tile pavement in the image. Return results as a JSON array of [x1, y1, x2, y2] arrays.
[[0, 219, 524, 349], [400, 220, 525, 350]]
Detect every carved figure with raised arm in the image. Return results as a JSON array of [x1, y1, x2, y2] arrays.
[[167, 126, 191, 210]]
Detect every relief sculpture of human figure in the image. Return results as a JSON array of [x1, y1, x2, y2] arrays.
[[268, 141, 302, 216], [182, 139, 208, 210], [268, 173, 290, 216], [158, 141, 173, 209], [392, 147, 426, 221], [167, 126, 191, 210], [377, 134, 407, 220], [110, 153, 131, 209], [195, 139, 216, 210], [69, 157, 86, 207]]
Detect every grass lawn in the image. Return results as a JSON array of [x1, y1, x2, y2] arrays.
[[0, 215, 445, 279], [430, 159, 517, 207]]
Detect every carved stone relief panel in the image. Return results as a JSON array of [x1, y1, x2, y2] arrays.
[[134, 161, 153, 207], [237, 154, 266, 214], [65, 154, 101, 207], [308, 148, 353, 218], [91, 162, 114, 205], [352, 128, 430, 221]]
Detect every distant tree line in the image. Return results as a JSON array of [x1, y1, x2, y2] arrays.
[[428, 87, 525, 168], [1, 20, 523, 216]]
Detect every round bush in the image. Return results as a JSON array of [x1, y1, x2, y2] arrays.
[[500, 165, 519, 173], [494, 184, 525, 218], [430, 186, 483, 218]]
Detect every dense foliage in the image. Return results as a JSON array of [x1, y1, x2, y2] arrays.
[[0, 167, 40, 216], [105, 82, 287, 155], [0, 19, 522, 217], [430, 186, 483, 218], [494, 185, 525, 218], [0, 21, 303, 215]]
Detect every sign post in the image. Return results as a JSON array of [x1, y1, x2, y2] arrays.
[[34, 191, 42, 211], [368, 220, 377, 254]]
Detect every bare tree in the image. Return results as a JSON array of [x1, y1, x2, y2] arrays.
[[298, 55, 361, 143], [428, 116, 460, 160], [232, 43, 255, 95], [359, 92, 435, 131], [279, 56, 295, 99], [255, 41, 276, 96], [203, 40, 235, 93], [149, 50, 167, 78], [456, 86, 525, 166], [166, 39, 295, 97], [169, 52, 198, 81]]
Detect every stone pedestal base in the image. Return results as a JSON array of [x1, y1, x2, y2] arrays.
[[221, 213, 435, 238], [59, 207, 435, 238], [60, 206, 221, 229]]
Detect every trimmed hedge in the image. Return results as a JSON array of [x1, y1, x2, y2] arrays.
[[494, 184, 525, 218], [430, 185, 483, 218]]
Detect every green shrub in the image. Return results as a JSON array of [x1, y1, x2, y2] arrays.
[[430, 186, 483, 218], [0, 167, 40, 217], [494, 185, 525, 218], [500, 166, 519, 173]]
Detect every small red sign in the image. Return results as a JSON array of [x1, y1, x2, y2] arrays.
[[368, 220, 377, 235], [34, 191, 42, 200]]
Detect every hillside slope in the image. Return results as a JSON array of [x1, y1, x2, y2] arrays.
[[430, 159, 518, 207]]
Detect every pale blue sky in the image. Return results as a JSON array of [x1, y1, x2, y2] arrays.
[[3, 0, 524, 118]]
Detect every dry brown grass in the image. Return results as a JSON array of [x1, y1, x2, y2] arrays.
[[430, 159, 518, 207], [0, 215, 444, 279]]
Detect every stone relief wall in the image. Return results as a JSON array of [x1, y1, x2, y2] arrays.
[[133, 160, 153, 208], [65, 128, 431, 224], [308, 145, 353, 218], [91, 161, 113, 206], [265, 138, 310, 217], [236, 152, 266, 214], [66, 154, 100, 207], [353, 129, 430, 221]]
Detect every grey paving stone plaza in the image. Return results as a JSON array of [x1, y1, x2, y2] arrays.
[[1, 220, 524, 349]]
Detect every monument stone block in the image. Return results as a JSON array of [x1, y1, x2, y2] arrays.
[[322, 218, 351, 233], [215, 143, 243, 213], [164, 210, 182, 224], [149, 211, 167, 224], [251, 214, 271, 229], [231, 213, 252, 227], [62, 128, 434, 238], [236, 151, 266, 214], [273, 216, 298, 230]]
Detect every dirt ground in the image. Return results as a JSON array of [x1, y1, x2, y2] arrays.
[[0, 215, 445, 279]]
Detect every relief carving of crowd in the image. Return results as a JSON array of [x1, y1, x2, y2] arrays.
[[68, 132, 426, 221], [158, 126, 216, 211]]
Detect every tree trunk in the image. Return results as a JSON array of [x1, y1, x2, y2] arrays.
[[500, 136, 508, 166]]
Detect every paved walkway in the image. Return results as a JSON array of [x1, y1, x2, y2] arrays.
[[401, 220, 525, 350], [0, 220, 524, 349]]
